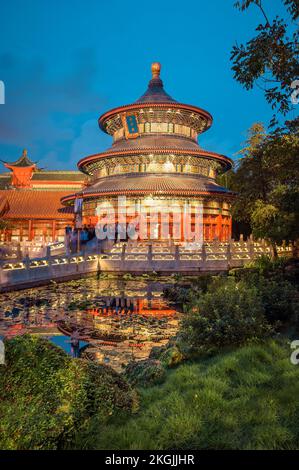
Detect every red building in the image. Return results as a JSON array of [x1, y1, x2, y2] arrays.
[[1, 64, 234, 246], [0, 149, 85, 243], [62, 63, 234, 242]]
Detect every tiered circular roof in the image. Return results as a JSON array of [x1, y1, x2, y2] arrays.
[[62, 173, 232, 204], [62, 63, 234, 205], [98, 62, 213, 134]]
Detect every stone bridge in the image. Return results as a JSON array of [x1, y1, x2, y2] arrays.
[[0, 239, 292, 291]]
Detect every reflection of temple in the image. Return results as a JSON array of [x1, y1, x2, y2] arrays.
[[62, 63, 234, 242], [0, 276, 179, 370], [0, 150, 85, 243], [86, 297, 177, 317]]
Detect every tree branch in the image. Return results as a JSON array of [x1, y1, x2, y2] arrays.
[[256, 0, 271, 25]]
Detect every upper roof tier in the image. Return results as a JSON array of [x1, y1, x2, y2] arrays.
[[98, 63, 213, 136], [135, 62, 177, 103]]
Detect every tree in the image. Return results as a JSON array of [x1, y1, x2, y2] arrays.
[[231, 0, 299, 127], [223, 123, 299, 256]]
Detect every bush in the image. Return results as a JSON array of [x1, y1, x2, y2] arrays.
[[149, 345, 167, 359], [159, 346, 185, 368], [0, 335, 137, 450], [245, 254, 289, 274], [256, 277, 299, 325], [124, 359, 166, 388], [236, 255, 299, 288], [179, 277, 272, 357], [230, 262, 299, 326]]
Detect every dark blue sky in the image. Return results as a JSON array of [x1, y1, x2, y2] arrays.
[[0, 0, 293, 171]]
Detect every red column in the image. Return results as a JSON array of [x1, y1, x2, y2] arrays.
[[52, 220, 56, 242], [216, 214, 222, 241], [207, 216, 212, 241], [28, 220, 33, 241]]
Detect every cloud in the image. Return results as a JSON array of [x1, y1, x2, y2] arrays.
[[70, 119, 110, 167], [0, 49, 108, 169]]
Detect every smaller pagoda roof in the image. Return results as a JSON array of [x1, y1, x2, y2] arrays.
[[3, 149, 37, 168]]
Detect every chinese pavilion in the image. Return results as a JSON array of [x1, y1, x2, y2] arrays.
[[0, 150, 85, 243], [62, 63, 233, 242]]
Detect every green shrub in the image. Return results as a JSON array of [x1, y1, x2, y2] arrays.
[[256, 277, 299, 325], [124, 359, 166, 387], [179, 277, 272, 357], [0, 335, 137, 450], [238, 255, 299, 288], [149, 345, 167, 359], [245, 254, 289, 274], [230, 263, 299, 326], [159, 346, 185, 368]]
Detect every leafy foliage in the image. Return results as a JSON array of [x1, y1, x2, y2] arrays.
[[178, 277, 272, 357], [124, 359, 166, 388], [159, 346, 185, 368], [221, 123, 299, 251], [231, 0, 299, 126], [256, 276, 299, 324], [0, 335, 137, 450], [167, 260, 299, 358], [231, 256, 299, 324]]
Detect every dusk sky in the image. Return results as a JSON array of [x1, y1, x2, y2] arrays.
[[0, 0, 293, 171]]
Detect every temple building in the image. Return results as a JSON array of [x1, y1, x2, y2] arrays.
[[0, 150, 85, 243], [0, 63, 234, 246], [62, 63, 234, 242]]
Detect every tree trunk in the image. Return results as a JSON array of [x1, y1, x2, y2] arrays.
[[291, 239, 299, 259], [271, 242, 278, 259]]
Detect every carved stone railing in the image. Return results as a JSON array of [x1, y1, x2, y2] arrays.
[[0, 240, 65, 261], [0, 239, 293, 290]]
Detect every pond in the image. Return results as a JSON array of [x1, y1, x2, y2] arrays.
[[0, 275, 181, 371]]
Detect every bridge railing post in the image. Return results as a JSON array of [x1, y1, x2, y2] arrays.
[[201, 243, 206, 269], [248, 236, 255, 261], [148, 243, 153, 264], [175, 244, 180, 262], [121, 243, 126, 262], [226, 242, 231, 269], [46, 245, 51, 260], [16, 242, 22, 260]]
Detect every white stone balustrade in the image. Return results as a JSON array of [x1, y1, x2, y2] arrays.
[[0, 239, 293, 290]]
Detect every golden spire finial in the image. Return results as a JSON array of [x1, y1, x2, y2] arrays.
[[151, 62, 161, 79], [22, 149, 28, 157]]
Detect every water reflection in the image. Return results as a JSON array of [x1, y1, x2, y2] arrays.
[[0, 276, 180, 371]]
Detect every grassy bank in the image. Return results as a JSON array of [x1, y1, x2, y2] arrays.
[[75, 339, 299, 450]]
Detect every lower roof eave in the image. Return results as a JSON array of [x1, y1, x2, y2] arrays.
[[77, 148, 233, 174]]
